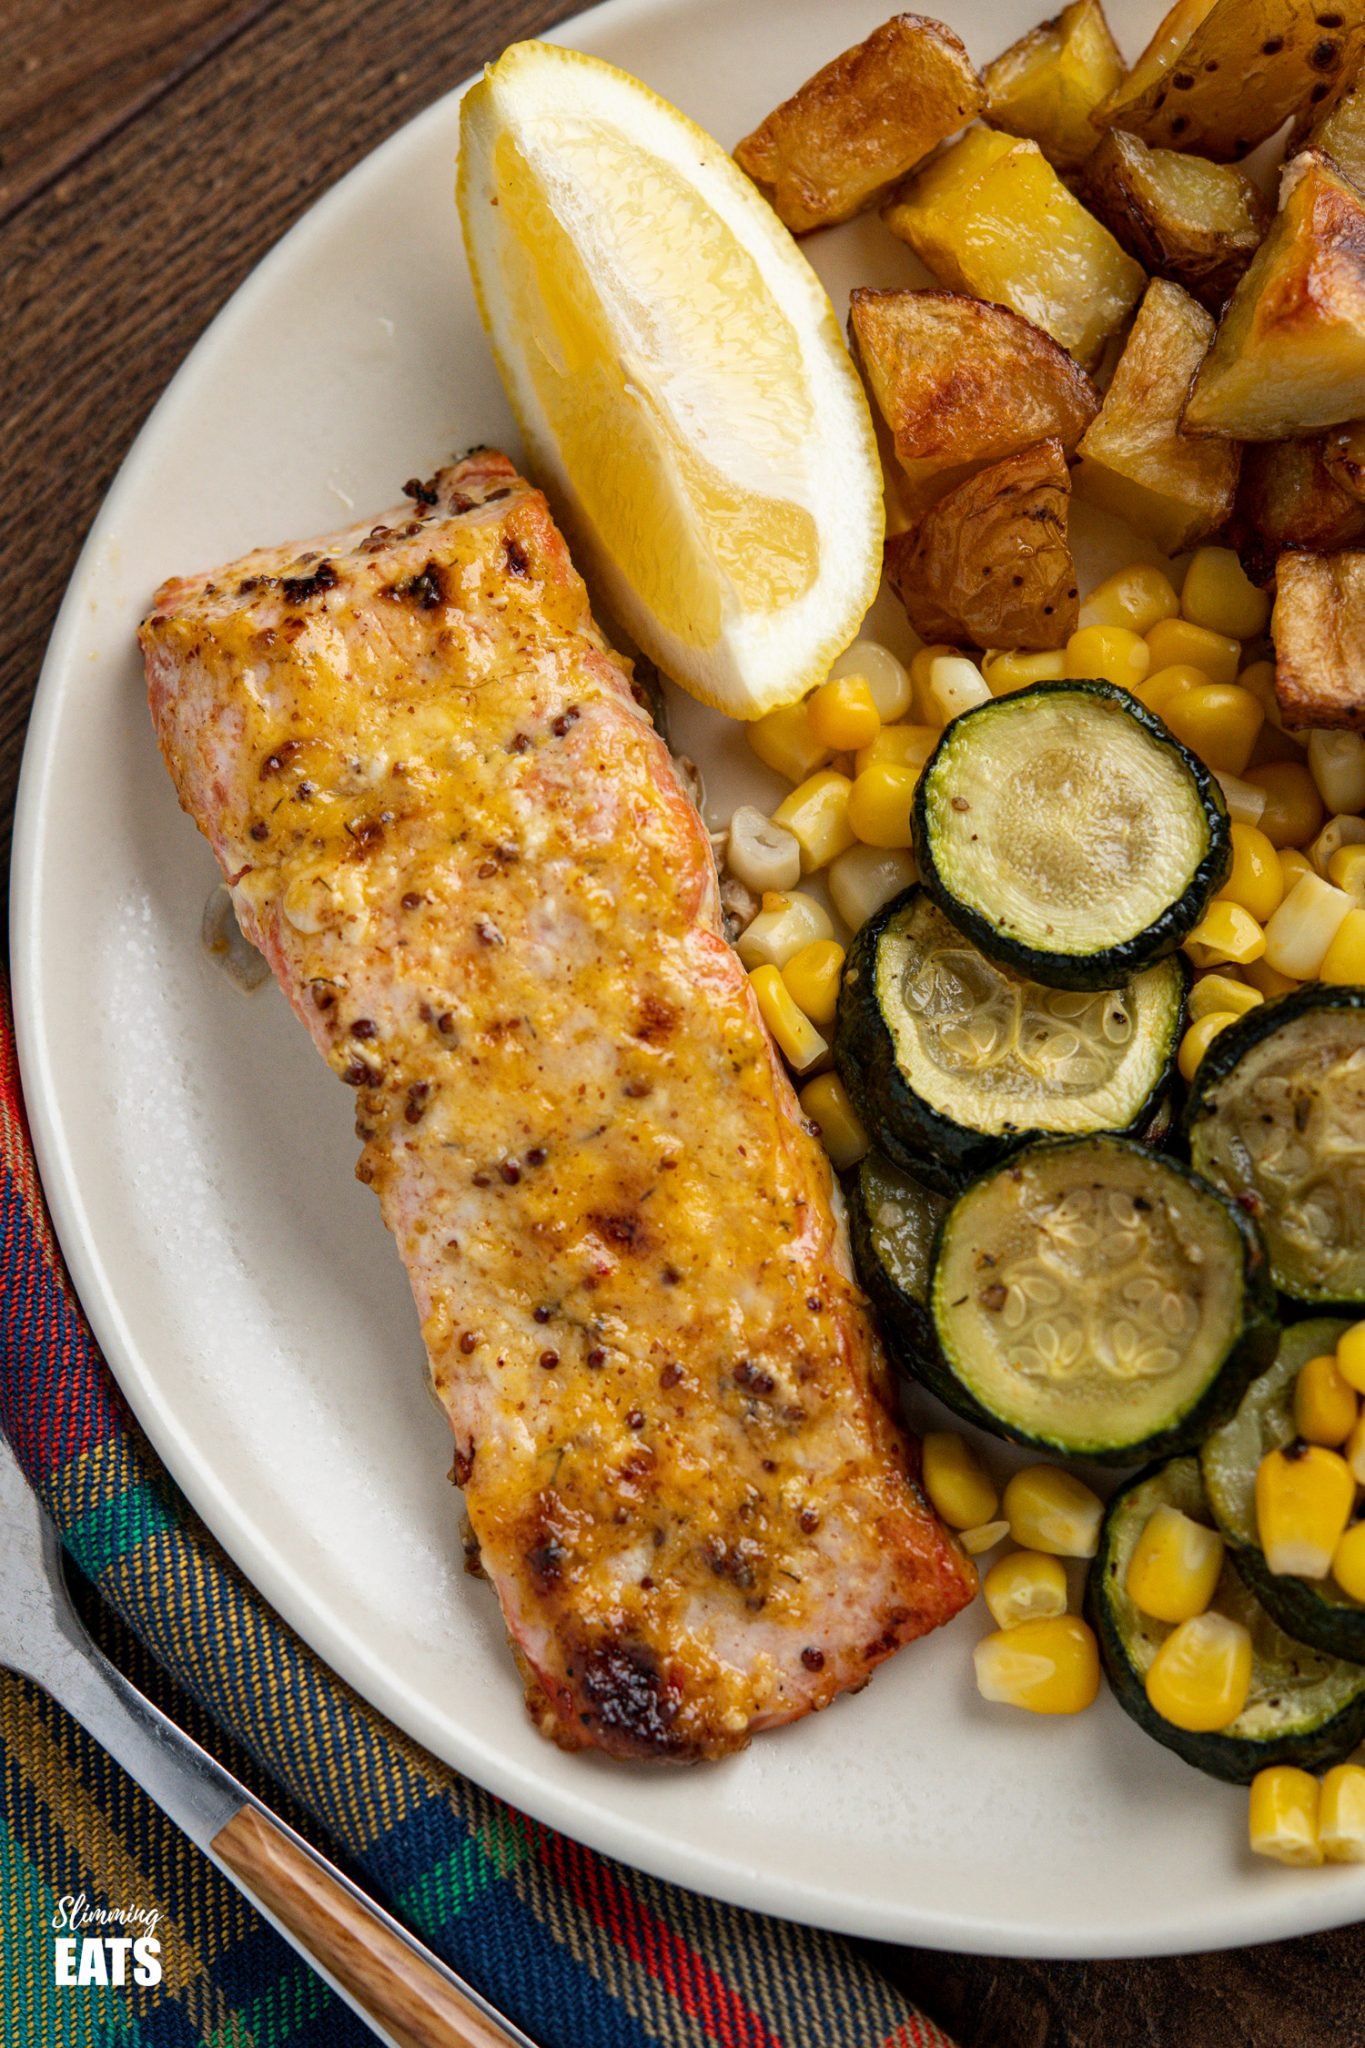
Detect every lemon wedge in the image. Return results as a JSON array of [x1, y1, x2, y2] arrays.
[[458, 41, 883, 718]]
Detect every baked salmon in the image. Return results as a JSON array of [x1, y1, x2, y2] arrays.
[[140, 450, 975, 1761]]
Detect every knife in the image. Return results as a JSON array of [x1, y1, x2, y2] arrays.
[[0, 1424, 537, 2048]]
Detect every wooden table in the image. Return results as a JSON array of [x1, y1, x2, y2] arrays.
[[1, 3, 1360, 2041]]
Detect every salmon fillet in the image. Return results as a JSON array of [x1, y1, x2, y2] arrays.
[[140, 450, 975, 1761]]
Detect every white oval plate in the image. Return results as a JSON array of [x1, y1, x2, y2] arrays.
[[14, 0, 1365, 1958]]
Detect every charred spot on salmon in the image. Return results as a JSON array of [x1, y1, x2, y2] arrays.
[[527, 1536, 568, 1590], [403, 477, 440, 507], [350, 1018, 377, 1040], [401, 891, 423, 910], [261, 740, 301, 778], [592, 1211, 643, 1250], [526, 1146, 547, 1167], [405, 1082, 430, 1125], [581, 1643, 681, 1750], [280, 560, 338, 605], [799, 1507, 821, 1533], [504, 536, 530, 577], [249, 821, 268, 841], [550, 706, 580, 737], [499, 1159, 521, 1185], [451, 1445, 474, 1487], [386, 559, 447, 610], [660, 1361, 684, 1389], [633, 995, 677, 1042], [735, 1360, 775, 1397], [587, 1347, 607, 1369], [540, 1351, 560, 1370], [801, 1647, 825, 1671]]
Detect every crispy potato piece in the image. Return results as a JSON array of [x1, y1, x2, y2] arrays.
[[1091, 0, 1360, 161], [1235, 439, 1365, 572], [1272, 550, 1365, 729], [849, 288, 1099, 520], [1323, 419, 1365, 500], [733, 14, 982, 233], [983, 0, 1124, 175], [885, 438, 1078, 649], [882, 129, 1145, 369], [1184, 153, 1365, 441], [1075, 278, 1240, 555], [1290, 48, 1365, 191], [1081, 130, 1270, 312]]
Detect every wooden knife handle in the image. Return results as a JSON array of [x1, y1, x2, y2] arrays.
[[212, 1803, 519, 2048]]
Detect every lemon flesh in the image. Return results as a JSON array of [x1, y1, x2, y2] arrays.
[[459, 43, 882, 718]]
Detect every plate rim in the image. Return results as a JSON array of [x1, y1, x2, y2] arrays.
[[12, 0, 1365, 1958]]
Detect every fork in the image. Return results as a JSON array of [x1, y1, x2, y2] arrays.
[[0, 1424, 537, 2048]]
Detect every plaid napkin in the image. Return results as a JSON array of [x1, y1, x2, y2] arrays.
[[0, 972, 957, 2048]]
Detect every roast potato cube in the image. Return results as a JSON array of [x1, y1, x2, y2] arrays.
[[1236, 438, 1365, 567], [1272, 551, 1365, 729], [1076, 278, 1240, 555], [1092, 0, 1360, 161], [983, 0, 1124, 175], [733, 14, 982, 233], [849, 288, 1099, 519], [1184, 153, 1365, 441], [882, 129, 1144, 368], [1081, 130, 1270, 312], [1290, 48, 1365, 192], [885, 438, 1079, 650]]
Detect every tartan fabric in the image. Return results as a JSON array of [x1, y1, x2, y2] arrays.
[[0, 972, 957, 2048]]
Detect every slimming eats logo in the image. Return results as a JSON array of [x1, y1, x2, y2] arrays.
[[51, 1895, 163, 1987]]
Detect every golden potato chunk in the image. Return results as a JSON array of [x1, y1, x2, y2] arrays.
[[1272, 550, 1365, 729], [1290, 47, 1365, 191], [885, 438, 1078, 649], [1092, 0, 1360, 161], [983, 0, 1124, 174], [733, 14, 982, 233], [1184, 153, 1365, 441], [849, 288, 1099, 520], [1235, 438, 1365, 573], [1075, 278, 1240, 555], [882, 128, 1144, 368], [1081, 130, 1270, 312]]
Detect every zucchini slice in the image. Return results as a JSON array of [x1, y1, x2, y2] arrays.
[[1090, 1457, 1365, 1782], [1201, 1319, 1365, 1663], [834, 886, 1185, 1191], [930, 1135, 1277, 1461], [1184, 987, 1365, 1306], [847, 1151, 947, 1382], [912, 681, 1230, 991]]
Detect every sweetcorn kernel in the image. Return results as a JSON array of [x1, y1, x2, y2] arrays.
[[848, 763, 918, 849], [1064, 625, 1150, 691], [1320, 908, 1365, 985], [781, 939, 845, 1031], [1137, 664, 1209, 722], [1188, 972, 1261, 1022], [1180, 546, 1271, 641], [922, 1433, 998, 1530], [771, 771, 856, 873], [1183, 900, 1266, 970], [1080, 563, 1179, 636], [1179, 1011, 1240, 1081], [1146, 616, 1241, 688], [829, 640, 913, 723], [747, 700, 831, 784], [1163, 684, 1264, 776], [1245, 761, 1325, 849], [797, 1072, 869, 1171], [807, 676, 881, 752], [1216, 822, 1283, 923]]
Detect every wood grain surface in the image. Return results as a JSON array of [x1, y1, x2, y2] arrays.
[[0, 3, 1360, 2043]]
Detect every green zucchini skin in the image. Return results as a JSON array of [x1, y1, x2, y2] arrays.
[[928, 1136, 1278, 1464], [1201, 1318, 1365, 1664], [833, 886, 1187, 1195], [845, 1154, 949, 1388], [911, 681, 1231, 992], [1182, 986, 1365, 1308], [1089, 1457, 1365, 1783]]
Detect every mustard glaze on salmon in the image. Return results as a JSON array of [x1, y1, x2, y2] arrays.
[[141, 450, 975, 1761]]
